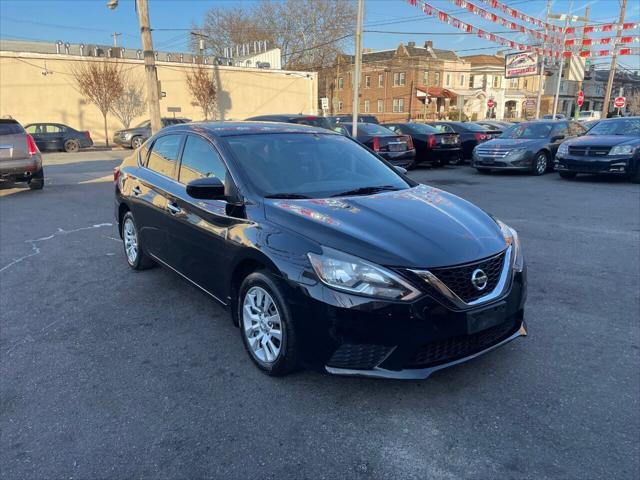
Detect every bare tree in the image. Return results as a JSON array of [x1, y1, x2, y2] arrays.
[[111, 74, 146, 129], [195, 0, 356, 70], [185, 64, 217, 120], [626, 92, 640, 115], [71, 60, 124, 146]]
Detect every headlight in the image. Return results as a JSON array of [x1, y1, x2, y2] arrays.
[[307, 247, 421, 301], [557, 143, 569, 156], [609, 145, 635, 155], [496, 219, 524, 272], [506, 148, 527, 158]]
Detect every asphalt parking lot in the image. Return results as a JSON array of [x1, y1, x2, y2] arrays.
[[1, 150, 639, 480]]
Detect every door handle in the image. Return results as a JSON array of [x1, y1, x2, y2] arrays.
[[132, 186, 142, 196], [167, 202, 182, 215]]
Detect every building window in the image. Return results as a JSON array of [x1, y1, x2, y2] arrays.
[[378, 74, 384, 87], [393, 72, 406, 86], [365, 75, 371, 88], [364, 100, 370, 113], [434, 72, 440, 86], [523, 79, 528, 89], [423, 70, 428, 84], [460, 74, 465, 87], [338, 77, 344, 89], [392, 98, 404, 113], [510, 78, 517, 88], [445, 73, 451, 87], [377, 99, 383, 113], [493, 76, 500, 88], [338, 101, 343, 112]]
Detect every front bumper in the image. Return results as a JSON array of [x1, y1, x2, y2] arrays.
[[112, 136, 132, 147], [284, 260, 527, 380], [555, 155, 635, 175], [472, 152, 534, 170]]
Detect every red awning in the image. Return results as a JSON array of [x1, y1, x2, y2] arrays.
[[416, 86, 457, 99]]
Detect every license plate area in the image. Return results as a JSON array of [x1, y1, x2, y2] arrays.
[[388, 142, 406, 152], [0, 146, 12, 159], [481, 157, 496, 164], [467, 302, 507, 334]]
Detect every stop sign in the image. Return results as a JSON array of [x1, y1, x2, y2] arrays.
[[577, 90, 584, 107], [487, 99, 495, 109], [614, 97, 626, 108]]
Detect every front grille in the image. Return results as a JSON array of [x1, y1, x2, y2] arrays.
[[327, 343, 394, 370], [406, 320, 517, 368], [428, 251, 506, 303], [476, 148, 511, 158], [568, 146, 611, 156]]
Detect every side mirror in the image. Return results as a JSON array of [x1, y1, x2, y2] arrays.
[[551, 135, 565, 142], [394, 166, 408, 175], [186, 177, 226, 200]]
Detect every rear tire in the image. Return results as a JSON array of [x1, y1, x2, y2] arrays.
[[121, 211, 154, 270], [64, 139, 80, 153], [28, 169, 44, 190], [559, 171, 577, 180], [238, 271, 299, 376], [532, 151, 549, 176]]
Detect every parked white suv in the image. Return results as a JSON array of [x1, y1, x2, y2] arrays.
[[579, 111, 601, 120]]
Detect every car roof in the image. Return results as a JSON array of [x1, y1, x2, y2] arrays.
[[246, 114, 323, 120], [161, 121, 337, 137]]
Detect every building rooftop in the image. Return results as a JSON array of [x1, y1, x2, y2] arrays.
[[461, 54, 505, 66], [340, 41, 461, 64]]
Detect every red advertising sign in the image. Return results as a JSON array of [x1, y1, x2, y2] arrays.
[[487, 98, 495, 109], [614, 97, 626, 108], [577, 90, 584, 107]]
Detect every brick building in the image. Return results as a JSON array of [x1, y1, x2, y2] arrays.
[[319, 41, 471, 122]]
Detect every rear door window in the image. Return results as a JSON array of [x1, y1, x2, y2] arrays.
[[146, 134, 183, 178], [178, 135, 227, 185]]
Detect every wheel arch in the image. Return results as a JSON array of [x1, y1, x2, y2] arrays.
[[117, 202, 130, 238]]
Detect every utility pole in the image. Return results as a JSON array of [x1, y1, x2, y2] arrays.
[[107, 0, 162, 134], [351, 0, 364, 137], [137, 0, 162, 134], [601, 0, 627, 119], [551, 0, 574, 119], [574, 6, 590, 119], [535, 0, 551, 119], [112, 32, 122, 47]]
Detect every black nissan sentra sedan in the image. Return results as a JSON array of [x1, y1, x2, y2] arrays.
[[555, 117, 640, 183], [114, 122, 527, 379]]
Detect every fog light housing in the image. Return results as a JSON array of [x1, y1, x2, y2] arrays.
[[609, 162, 627, 172]]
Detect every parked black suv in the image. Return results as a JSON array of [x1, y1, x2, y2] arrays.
[[114, 122, 526, 379], [555, 116, 640, 182], [113, 117, 191, 149]]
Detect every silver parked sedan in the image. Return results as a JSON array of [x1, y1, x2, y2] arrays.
[[0, 118, 44, 189]]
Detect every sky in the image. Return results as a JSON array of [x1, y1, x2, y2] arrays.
[[1, 0, 638, 71]]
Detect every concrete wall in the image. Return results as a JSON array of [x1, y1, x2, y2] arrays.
[[0, 52, 317, 144]]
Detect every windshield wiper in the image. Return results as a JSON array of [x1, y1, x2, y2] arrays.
[[264, 193, 311, 199], [331, 185, 400, 197]]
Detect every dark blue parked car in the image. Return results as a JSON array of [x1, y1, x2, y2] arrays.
[[24, 123, 93, 153]]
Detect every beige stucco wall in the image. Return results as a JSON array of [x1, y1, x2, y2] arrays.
[[0, 52, 317, 144]]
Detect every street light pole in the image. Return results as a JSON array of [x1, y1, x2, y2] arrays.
[[535, 0, 551, 119], [351, 0, 364, 137], [552, 0, 573, 119], [601, 0, 627, 118]]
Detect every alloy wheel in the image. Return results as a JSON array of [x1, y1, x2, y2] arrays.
[[242, 286, 283, 364], [535, 153, 547, 175], [65, 140, 79, 153], [123, 217, 138, 265], [132, 137, 143, 149]]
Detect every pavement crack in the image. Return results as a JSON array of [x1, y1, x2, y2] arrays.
[[0, 223, 113, 273]]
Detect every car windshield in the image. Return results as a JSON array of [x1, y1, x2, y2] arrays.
[[587, 118, 640, 136], [500, 123, 554, 139], [225, 133, 411, 198]]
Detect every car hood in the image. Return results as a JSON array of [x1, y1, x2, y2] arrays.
[[569, 135, 639, 147], [478, 138, 544, 149], [264, 184, 506, 268]]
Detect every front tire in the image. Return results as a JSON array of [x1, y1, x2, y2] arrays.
[[238, 272, 299, 376], [532, 151, 549, 176], [121, 211, 154, 270], [131, 136, 144, 149], [64, 139, 80, 153]]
